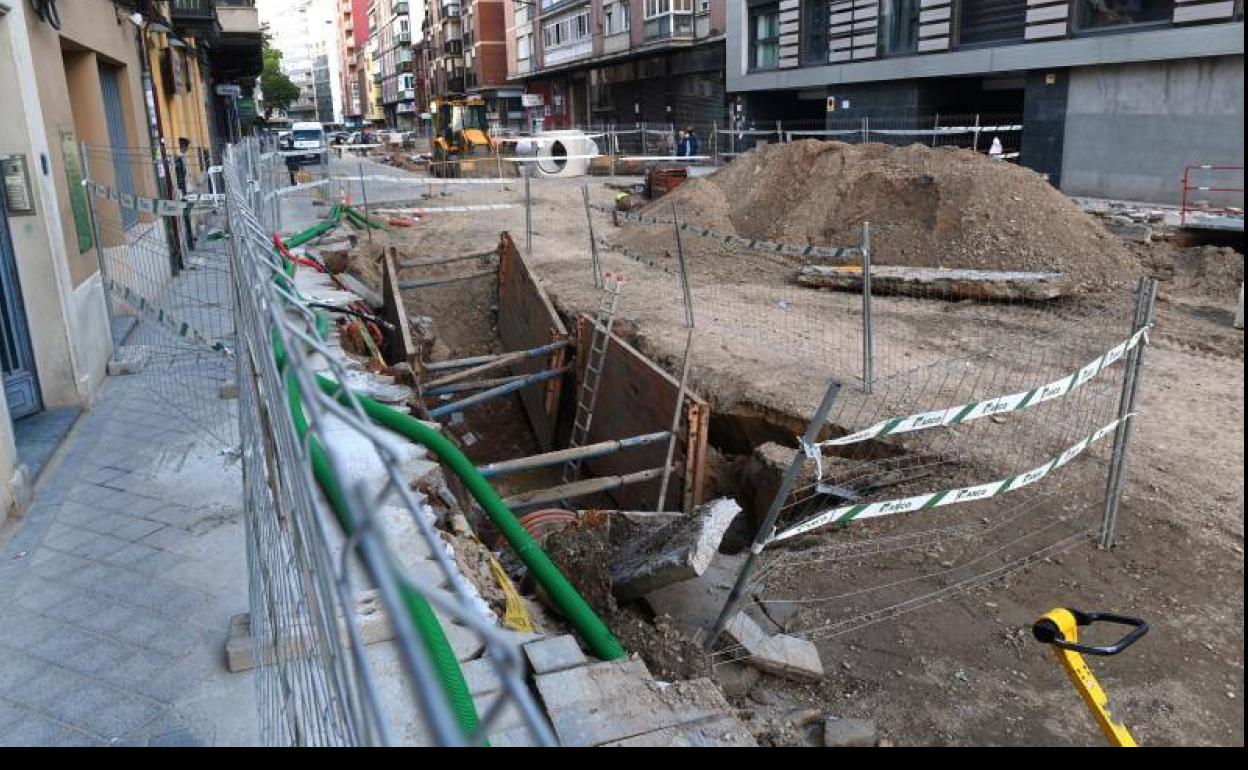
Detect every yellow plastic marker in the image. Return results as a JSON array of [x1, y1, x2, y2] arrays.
[[1033, 607, 1149, 747]]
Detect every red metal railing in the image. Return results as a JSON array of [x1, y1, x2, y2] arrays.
[[1180, 164, 1244, 227]]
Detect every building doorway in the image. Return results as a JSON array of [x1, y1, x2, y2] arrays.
[[0, 193, 41, 421]]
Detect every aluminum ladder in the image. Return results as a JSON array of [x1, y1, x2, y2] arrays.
[[563, 274, 624, 483]]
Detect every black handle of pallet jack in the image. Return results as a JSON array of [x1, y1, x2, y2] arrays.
[[1033, 608, 1149, 657]]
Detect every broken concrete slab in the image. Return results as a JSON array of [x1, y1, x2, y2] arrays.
[[107, 345, 150, 376], [723, 610, 823, 683], [797, 264, 1072, 302], [523, 635, 588, 675], [823, 717, 877, 747], [534, 656, 754, 746], [610, 497, 742, 600], [644, 552, 748, 643]]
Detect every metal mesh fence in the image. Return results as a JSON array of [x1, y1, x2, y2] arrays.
[[520, 167, 1150, 661], [83, 142, 237, 449], [714, 114, 1024, 164], [224, 139, 556, 746], [236, 138, 1151, 683]]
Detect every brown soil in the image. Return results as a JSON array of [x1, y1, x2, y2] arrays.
[[543, 515, 712, 682], [619, 141, 1140, 289], [361, 158, 1243, 746]]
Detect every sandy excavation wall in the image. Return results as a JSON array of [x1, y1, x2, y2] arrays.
[[616, 141, 1141, 290]]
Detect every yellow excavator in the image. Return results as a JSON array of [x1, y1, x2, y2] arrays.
[[431, 96, 494, 178]]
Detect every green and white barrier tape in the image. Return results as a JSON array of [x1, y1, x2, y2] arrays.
[[107, 278, 233, 358], [84, 179, 221, 215], [808, 325, 1150, 457], [772, 414, 1130, 543]]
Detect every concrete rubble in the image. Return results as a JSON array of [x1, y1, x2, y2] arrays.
[[723, 609, 824, 683], [610, 497, 742, 600]]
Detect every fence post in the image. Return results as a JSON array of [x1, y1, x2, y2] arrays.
[[641, 120, 647, 155], [861, 115, 869, 144], [861, 221, 874, 394], [581, 184, 602, 288], [524, 165, 533, 257], [358, 161, 373, 243], [776, 119, 783, 144], [711, 120, 718, 165], [1098, 278, 1156, 549], [972, 113, 981, 153], [609, 124, 617, 180], [656, 202, 696, 513], [79, 143, 120, 346], [931, 113, 940, 148], [704, 379, 843, 649]]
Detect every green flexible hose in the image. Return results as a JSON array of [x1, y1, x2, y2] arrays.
[[315, 376, 627, 662], [280, 358, 483, 743]]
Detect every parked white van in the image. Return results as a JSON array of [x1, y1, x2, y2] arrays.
[[289, 122, 325, 166]]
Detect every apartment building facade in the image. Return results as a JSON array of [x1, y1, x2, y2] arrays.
[[369, 0, 419, 128], [337, 0, 371, 125], [505, 0, 727, 131], [728, 0, 1244, 203], [423, 1, 516, 123], [260, 0, 342, 123], [0, 0, 261, 523]]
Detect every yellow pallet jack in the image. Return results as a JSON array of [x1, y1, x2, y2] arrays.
[[1033, 608, 1149, 746]]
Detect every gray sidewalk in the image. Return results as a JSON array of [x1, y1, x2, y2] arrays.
[[0, 371, 254, 746]]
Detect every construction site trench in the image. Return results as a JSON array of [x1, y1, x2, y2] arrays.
[[276, 143, 1243, 747]]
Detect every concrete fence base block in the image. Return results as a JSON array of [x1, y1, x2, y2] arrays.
[[107, 345, 150, 376]]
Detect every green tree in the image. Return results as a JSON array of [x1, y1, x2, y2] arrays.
[[259, 40, 299, 119]]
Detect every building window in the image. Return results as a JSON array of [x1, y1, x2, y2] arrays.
[[605, 1, 632, 34], [645, 0, 693, 38], [698, 0, 710, 11], [958, 0, 1027, 47], [1074, 0, 1174, 31], [542, 10, 591, 50], [517, 33, 531, 60], [801, 0, 828, 65], [749, 2, 781, 70], [879, 0, 920, 56]]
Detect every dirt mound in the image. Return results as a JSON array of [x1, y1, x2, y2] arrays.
[[619, 141, 1140, 289], [1167, 246, 1244, 298]]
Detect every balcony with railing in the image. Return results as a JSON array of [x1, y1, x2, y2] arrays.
[[442, 2, 462, 18], [443, 39, 464, 56], [171, 0, 221, 36], [394, 0, 409, 14]]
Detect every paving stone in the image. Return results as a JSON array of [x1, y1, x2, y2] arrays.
[[2, 713, 104, 747], [110, 518, 165, 543], [534, 657, 748, 747], [523, 635, 588, 675]]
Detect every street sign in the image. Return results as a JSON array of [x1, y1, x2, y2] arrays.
[[216, 84, 242, 97], [521, 94, 544, 108]]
